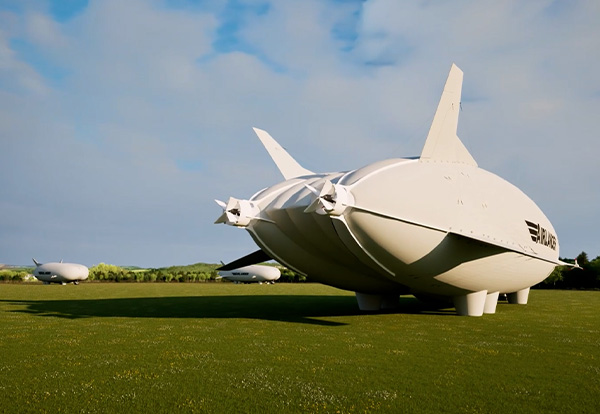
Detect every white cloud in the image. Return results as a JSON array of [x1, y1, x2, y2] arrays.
[[239, 0, 356, 74], [25, 12, 68, 48], [0, 31, 49, 95]]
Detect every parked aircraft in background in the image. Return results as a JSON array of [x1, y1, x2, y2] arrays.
[[217, 263, 280, 284], [32, 259, 89, 285], [214, 64, 573, 316]]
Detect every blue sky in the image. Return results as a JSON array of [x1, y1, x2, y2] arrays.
[[1, 0, 599, 267]]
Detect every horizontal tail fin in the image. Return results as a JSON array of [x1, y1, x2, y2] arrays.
[[217, 249, 272, 271], [558, 259, 582, 269], [252, 127, 313, 180]]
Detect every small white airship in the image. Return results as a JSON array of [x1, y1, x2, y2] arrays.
[[215, 64, 574, 316], [217, 263, 281, 284], [32, 259, 89, 285]]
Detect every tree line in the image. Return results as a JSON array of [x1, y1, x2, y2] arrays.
[[88, 263, 219, 282], [85, 263, 307, 283], [1, 253, 598, 288], [0, 262, 307, 283]]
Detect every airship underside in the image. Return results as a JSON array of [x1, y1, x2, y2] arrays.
[[215, 64, 566, 316]]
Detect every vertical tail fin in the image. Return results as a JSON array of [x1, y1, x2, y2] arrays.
[[420, 64, 477, 166], [32, 258, 40, 266], [252, 127, 314, 180]]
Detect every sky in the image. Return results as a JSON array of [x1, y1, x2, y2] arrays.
[[1, 0, 599, 267]]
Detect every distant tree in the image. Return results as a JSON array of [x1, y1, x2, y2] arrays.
[[209, 270, 218, 281], [0, 270, 31, 282], [89, 263, 128, 282], [541, 266, 564, 288], [591, 257, 600, 288], [278, 268, 306, 283], [556, 252, 599, 289], [577, 252, 590, 266]]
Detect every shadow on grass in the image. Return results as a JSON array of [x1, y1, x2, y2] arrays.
[[2, 295, 455, 326]]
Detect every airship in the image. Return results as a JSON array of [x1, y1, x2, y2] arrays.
[[215, 64, 570, 316], [32, 259, 89, 285], [217, 264, 281, 284]]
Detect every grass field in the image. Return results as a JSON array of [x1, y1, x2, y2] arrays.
[[0, 284, 598, 413]]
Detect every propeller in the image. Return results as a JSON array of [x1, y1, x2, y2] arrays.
[[214, 197, 259, 227], [304, 180, 354, 216]]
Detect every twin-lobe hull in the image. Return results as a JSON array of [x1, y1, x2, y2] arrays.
[[245, 158, 557, 298], [215, 64, 565, 315], [244, 172, 406, 293]]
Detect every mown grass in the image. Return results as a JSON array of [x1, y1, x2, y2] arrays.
[[0, 284, 598, 413]]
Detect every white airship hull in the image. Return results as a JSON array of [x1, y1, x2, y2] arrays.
[[244, 163, 556, 297], [32, 261, 89, 285], [218, 265, 281, 283], [215, 64, 565, 316]]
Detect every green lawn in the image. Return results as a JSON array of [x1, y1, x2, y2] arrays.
[[0, 284, 598, 413]]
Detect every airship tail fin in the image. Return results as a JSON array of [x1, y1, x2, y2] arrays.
[[252, 127, 314, 180], [217, 249, 272, 271], [32, 258, 40, 266], [420, 63, 477, 167]]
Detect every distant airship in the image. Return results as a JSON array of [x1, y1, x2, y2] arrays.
[[217, 263, 281, 284], [215, 64, 572, 316], [32, 259, 89, 285]]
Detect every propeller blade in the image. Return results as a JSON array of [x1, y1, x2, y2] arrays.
[[320, 180, 335, 197], [304, 183, 320, 196], [214, 212, 229, 224], [226, 197, 238, 211], [304, 197, 321, 213]]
